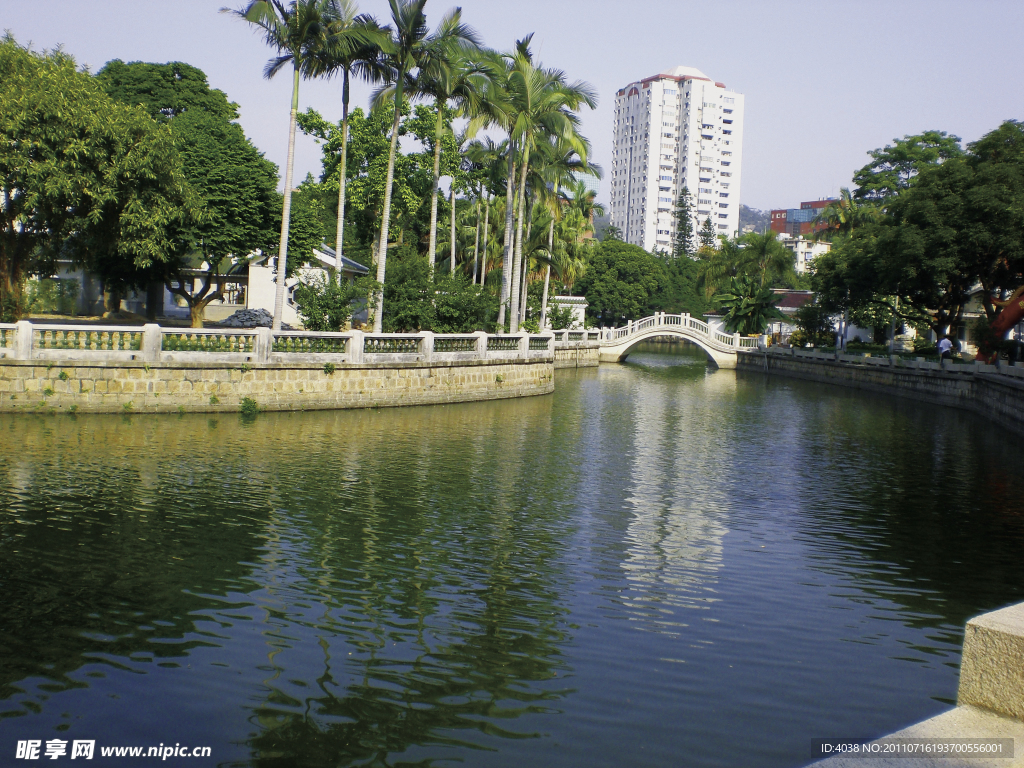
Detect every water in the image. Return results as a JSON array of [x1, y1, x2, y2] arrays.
[[2, 342, 1023, 767]]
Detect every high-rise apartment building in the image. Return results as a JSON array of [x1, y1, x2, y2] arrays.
[[609, 66, 744, 252]]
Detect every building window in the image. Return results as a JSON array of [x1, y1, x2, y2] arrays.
[[718, 214, 728, 219], [723, 130, 732, 135], [719, 193, 729, 198]]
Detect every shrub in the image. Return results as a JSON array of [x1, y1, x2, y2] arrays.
[[240, 397, 260, 416], [323, 362, 336, 375], [293, 270, 377, 332]]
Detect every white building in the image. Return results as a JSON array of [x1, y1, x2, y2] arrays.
[[778, 235, 831, 274], [610, 66, 744, 252]]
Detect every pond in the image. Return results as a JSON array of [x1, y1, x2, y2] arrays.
[[2, 341, 1023, 767]]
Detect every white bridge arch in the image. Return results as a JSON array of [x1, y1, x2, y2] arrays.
[[551, 313, 762, 369]]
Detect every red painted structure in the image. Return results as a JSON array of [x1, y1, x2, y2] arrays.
[[770, 199, 834, 236]]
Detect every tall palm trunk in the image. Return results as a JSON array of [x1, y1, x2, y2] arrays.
[[518, 213, 532, 327], [497, 149, 516, 329], [472, 189, 481, 285], [273, 66, 301, 332], [540, 217, 554, 327], [334, 69, 352, 284], [450, 184, 457, 275], [373, 74, 405, 333], [509, 145, 531, 333], [480, 194, 490, 286], [426, 101, 444, 279]]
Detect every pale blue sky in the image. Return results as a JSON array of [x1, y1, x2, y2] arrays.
[[4, 0, 1022, 210]]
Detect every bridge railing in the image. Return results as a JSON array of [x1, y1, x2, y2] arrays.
[[0, 321, 557, 365], [594, 313, 765, 351]]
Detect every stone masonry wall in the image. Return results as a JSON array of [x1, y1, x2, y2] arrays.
[[738, 352, 1024, 435], [0, 357, 555, 414], [554, 345, 601, 369]]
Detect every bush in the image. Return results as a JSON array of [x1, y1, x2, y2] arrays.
[[793, 301, 835, 347], [293, 271, 375, 332], [240, 397, 260, 416], [547, 302, 575, 330], [432, 274, 496, 333], [25, 278, 79, 315]]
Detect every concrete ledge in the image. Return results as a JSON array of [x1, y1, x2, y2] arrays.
[[808, 705, 1024, 767], [738, 352, 1024, 436], [808, 602, 1024, 767], [960, 603, 1024, 720]]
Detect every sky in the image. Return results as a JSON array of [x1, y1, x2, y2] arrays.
[[4, 0, 1023, 211]]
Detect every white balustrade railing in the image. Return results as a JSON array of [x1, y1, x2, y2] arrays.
[[0, 321, 556, 365], [584, 313, 760, 352]]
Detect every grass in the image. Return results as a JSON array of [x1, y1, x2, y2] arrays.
[[209, 395, 220, 405], [323, 363, 336, 376]]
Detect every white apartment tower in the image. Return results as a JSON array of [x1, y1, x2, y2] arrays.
[[610, 66, 744, 252]]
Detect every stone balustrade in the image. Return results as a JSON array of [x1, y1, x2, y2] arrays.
[[0, 322, 555, 366]]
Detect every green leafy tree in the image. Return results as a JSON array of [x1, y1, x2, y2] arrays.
[[815, 121, 1024, 341], [293, 269, 375, 330], [164, 110, 280, 325], [101, 61, 282, 326], [698, 216, 716, 250], [649, 253, 706, 317], [790, 300, 836, 347], [95, 60, 239, 123], [673, 187, 696, 258], [575, 239, 666, 323], [852, 130, 964, 202], [1, 37, 196, 319]]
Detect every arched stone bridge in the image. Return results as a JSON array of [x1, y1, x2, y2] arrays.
[[550, 313, 762, 369]]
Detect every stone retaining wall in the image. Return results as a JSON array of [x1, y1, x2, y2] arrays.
[[0, 357, 554, 414], [554, 344, 601, 369], [738, 352, 1024, 435]]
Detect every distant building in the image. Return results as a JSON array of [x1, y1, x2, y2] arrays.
[[610, 66, 744, 252], [571, 171, 600, 198], [770, 199, 835, 236], [777, 235, 831, 274]]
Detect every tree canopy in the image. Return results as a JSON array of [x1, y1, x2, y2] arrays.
[[1, 36, 198, 318], [576, 239, 666, 323], [96, 60, 240, 123]]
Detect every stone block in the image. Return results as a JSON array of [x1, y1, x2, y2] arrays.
[[958, 601, 1024, 719]]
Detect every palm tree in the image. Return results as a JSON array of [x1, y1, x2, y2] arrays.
[[415, 42, 485, 277], [303, 0, 388, 281], [369, 0, 476, 333], [741, 230, 795, 287], [812, 187, 876, 241], [530, 138, 599, 326], [466, 136, 507, 287], [223, 0, 335, 331], [500, 39, 596, 332]]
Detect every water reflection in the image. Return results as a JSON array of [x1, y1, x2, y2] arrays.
[[1, 349, 1024, 768]]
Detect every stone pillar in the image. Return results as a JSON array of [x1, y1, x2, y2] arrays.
[[419, 331, 434, 362], [474, 331, 488, 358], [546, 333, 555, 355], [348, 330, 364, 363], [13, 320, 33, 360], [142, 324, 162, 362], [255, 327, 273, 363], [733, 332, 741, 347], [517, 333, 529, 359]]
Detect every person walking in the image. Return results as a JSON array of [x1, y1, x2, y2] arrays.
[[938, 335, 953, 361]]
